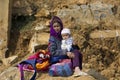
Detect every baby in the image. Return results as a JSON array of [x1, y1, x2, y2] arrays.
[[61, 28, 73, 52]]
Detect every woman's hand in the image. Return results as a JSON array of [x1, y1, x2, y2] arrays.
[[67, 52, 74, 58]]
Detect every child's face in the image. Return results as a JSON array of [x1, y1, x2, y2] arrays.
[[53, 22, 61, 33], [62, 33, 70, 40]]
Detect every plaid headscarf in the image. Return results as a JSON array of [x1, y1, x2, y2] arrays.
[[50, 16, 63, 40]]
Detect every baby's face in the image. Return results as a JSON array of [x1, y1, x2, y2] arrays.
[[62, 33, 70, 40]]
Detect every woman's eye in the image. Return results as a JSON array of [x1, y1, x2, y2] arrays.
[[54, 25, 59, 27]]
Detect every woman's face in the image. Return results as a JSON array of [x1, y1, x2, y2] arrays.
[[53, 22, 61, 33]]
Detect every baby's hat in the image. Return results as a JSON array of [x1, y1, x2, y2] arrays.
[[61, 28, 71, 34]]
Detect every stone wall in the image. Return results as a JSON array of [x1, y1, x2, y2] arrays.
[[0, 0, 11, 58]]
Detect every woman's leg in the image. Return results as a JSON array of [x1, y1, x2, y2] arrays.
[[71, 50, 88, 76], [71, 50, 83, 70]]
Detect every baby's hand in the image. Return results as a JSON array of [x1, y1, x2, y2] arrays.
[[67, 52, 74, 58]]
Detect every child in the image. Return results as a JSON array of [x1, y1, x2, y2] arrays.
[[61, 28, 73, 52]]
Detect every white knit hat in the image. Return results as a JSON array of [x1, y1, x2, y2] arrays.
[[61, 28, 71, 34]]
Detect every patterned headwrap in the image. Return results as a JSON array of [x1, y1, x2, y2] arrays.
[[50, 16, 63, 40]]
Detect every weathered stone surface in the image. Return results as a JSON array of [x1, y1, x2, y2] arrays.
[[56, 2, 116, 28], [87, 69, 108, 80], [28, 32, 49, 53], [35, 8, 50, 17], [0, 67, 20, 80], [12, 0, 35, 15], [37, 74, 96, 80], [0, 66, 96, 80], [0, 0, 11, 58], [2, 55, 18, 66], [90, 30, 120, 38]]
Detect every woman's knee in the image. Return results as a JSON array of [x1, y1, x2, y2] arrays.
[[73, 50, 82, 55]]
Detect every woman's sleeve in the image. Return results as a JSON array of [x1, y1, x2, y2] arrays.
[[48, 37, 67, 56]]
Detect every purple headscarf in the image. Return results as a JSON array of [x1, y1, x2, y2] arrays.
[[50, 16, 63, 40]]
